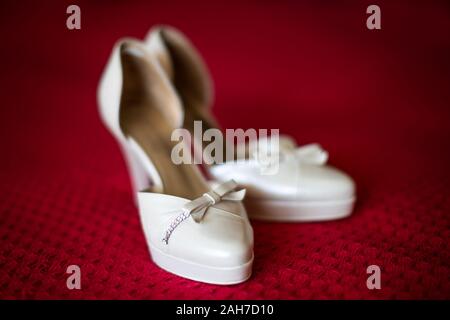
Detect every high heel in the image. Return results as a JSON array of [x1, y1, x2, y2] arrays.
[[118, 141, 156, 203], [145, 27, 356, 222], [98, 39, 253, 284]]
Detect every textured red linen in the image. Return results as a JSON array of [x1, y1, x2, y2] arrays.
[[0, 0, 449, 299]]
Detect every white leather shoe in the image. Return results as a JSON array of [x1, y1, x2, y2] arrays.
[[211, 137, 355, 221], [97, 39, 253, 284], [145, 26, 356, 222]]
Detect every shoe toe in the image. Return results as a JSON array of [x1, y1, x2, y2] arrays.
[[299, 165, 355, 201], [166, 203, 254, 268]]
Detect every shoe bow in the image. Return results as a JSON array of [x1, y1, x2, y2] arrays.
[[253, 142, 328, 169], [282, 143, 328, 165], [162, 180, 246, 244]]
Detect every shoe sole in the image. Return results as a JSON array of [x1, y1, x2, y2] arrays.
[[245, 197, 355, 222], [148, 243, 253, 285]]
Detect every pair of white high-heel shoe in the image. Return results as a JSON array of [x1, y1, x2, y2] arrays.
[[98, 26, 356, 285]]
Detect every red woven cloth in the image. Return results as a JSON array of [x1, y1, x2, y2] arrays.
[[0, 0, 449, 299]]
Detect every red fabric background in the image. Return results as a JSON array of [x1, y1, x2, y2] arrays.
[[0, 0, 449, 299]]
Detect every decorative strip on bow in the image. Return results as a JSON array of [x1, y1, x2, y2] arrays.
[[162, 180, 246, 244]]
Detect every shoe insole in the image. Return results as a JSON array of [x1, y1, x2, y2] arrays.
[[119, 43, 210, 199], [125, 106, 210, 199]]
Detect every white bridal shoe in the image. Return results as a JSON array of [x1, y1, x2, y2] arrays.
[[98, 40, 253, 284], [145, 26, 356, 221]]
